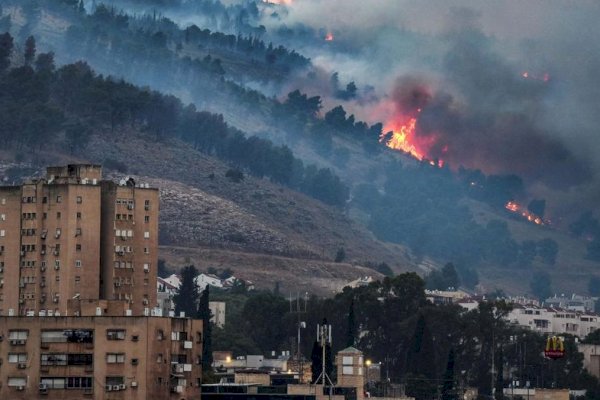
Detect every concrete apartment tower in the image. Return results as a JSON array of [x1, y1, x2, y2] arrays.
[[0, 164, 158, 316]]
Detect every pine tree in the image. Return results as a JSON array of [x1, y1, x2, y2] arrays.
[[0, 32, 13, 72], [173, 265, 199, 317], [24, 35, 35, 66]]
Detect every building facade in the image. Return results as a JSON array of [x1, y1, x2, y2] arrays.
[[0, 165, 158, 316], [0, 314, 202, 399], [506, 304, 600, 338]]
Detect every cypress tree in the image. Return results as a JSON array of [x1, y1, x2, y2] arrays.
[[198, 285, 213, 371], [441, 348, 457, 400], [173, 265, 199, 317], [346, 298, 356, 347]]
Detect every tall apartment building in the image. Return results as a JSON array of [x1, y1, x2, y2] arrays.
[[0, 313, 202, 399], [0, 164, 158, 316]]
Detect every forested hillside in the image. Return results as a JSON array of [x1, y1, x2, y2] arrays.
[[0, 0, 598, 296]]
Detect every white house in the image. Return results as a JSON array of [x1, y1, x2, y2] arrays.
[[195, 273, 223, 290]]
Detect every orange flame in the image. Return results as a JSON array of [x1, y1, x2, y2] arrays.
[[505, 201, 544, 225], [380, 112, 444, 167], [325, 32, 334, 41]]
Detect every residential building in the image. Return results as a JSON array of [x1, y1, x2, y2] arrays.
[[506, 304, 600, 338], [545, 294, 596, 313], [209, 301, 226, 328], [579, 343, 600, 379], [0, 164, 158, 316], [0, 312, 202, 399]]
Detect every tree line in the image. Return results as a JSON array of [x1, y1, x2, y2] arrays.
[[174, 271, 600, 400], [0, 32, 349, 206]]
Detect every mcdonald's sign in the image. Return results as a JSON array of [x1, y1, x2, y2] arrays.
[[544, 336, 565, 359]]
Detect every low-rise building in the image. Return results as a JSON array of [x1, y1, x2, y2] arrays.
[[506, 304, 600, 338], [545, 294, 596, 313], [209, 301, 226, 328]]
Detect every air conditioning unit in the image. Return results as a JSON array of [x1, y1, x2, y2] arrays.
[[20, 251, 25, 256], [41, 233, 46, 239], [39, 383, 48, 390], [41, 250, 45, 255], [53, 250, 59, 256], [10, 339, 19, 345], [127, 204, 134, 210], [18, 362, 26, 369], [53, 297, 59, 303], [119, 384, 126, 390], [18, 299, 24, 304], [55, 234, 60, 239], [54, 265, 60, 270], [143, 265, 149, 272], [40, 282, 45, 287], [112, 385, 120, 391], [40, 266, 45, 272], [131, 381, 138, 388], [142, 299, 149, 305], [105, 385, 113, 392], [19, 282, 25, 288]]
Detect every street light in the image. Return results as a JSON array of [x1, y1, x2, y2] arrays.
[[365, 359, 372, 392]]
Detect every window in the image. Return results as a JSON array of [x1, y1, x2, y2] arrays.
[[106, 353, 125, 364], [0, 230, 4, 237], [76, 212, 82, 219], [42, 196, 47, 203], [76, 244, 81, 251], [106, 376, 124, 386], [75, 228, 82, 236], [55, 228, 61, 237], [56, 212, 61, 219], [144, 231, 150, 239], [8, 377, 27, 387], [56, 195, 62, 203], [75, 276, 81, 284], [75, 260, 82, 268], [8, 330, 28, 340], [0, 198, 4, 205], [67, 377, 92, 388], [0, 213, 4, 221], [8, 353, 27, 363], [76, 196, 82, 204], [41, 353, 67, 366], [144, 247, 149, 254], [156, 354, 163, 363], [43, 212, 47, 219], [144, 215, 150, 223], [106, 329, 126, 340]]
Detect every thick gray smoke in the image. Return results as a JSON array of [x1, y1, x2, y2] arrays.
[[262, 0, 600, 206]]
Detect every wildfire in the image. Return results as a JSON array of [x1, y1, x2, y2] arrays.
[[505, 201, 545, 225], [325, 32, 334, 41], [263, 0, 293, 5], [522, 71, 550, 82], [380, 111, 444, 167]]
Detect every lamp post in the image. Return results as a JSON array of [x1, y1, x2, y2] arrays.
[[365, 359, 372, 398]]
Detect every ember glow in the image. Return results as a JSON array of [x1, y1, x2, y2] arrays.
[[324, 32, 334, 41], [505, 201, 545, 225], [263, 0, 293, 5], [522, 71, 550, 82]]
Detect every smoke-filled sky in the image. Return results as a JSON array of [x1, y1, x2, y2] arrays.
[[259, 0, 600, 210]]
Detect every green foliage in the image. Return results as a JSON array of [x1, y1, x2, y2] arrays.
[[426, 263, 460, 290], [225, 168, 244, 183], [0, 32, 13, 72], [441, 348, 457, 400]]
